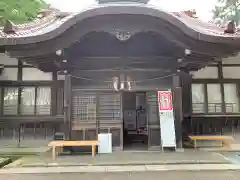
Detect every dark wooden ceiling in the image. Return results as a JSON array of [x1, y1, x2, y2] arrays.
[[2, 14, 239, 73], [17, 31, 216, 73]]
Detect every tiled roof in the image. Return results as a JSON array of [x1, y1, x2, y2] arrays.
[[171, 11, 240, 37], [0, 10, 75, 38], [0, 5, 239, 40]]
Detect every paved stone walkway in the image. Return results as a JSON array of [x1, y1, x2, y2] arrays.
[[7, 151, 230, 168], [0, 147, 50, 155], [1, 164, 240, 174], [1, 170, 240, 180]]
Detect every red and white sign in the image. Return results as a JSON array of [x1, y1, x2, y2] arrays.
[[158, 91, 173, 111], [158, 90, 176, 149]]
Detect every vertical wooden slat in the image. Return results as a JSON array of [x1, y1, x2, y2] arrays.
[[18, 60, 22, 81], [56, 85, 64, 115], [181, 71, 192, 117], [83, 129, 86, 140], [0, 87, 3, 116], [146, 92, 160, 148], [96, 93, 100, 138], [120, 92, 123, 150], [34, 123, 36, 139], [68, 75, 72, 139], [17, 61, 22, 116], [64, 74, 72, 139], [218, 62, 226, 113], [17, 87, 22, 116], [172, 75, 183, 148], [237, 83, 240, 112], [34, 87, 37, 115], [45, 125, 47, 140], [51, 71, 57, 116], [71, 90, 122, 147], [204, 83, 208, 113]]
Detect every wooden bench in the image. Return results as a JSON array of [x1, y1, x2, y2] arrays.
[[188, 135, 234, 149], [48, 140, 98, 160]]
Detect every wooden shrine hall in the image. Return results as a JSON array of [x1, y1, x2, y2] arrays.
[[1, 0, 240, 150]]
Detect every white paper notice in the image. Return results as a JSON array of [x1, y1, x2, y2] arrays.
[[158, 90, 176, 148]]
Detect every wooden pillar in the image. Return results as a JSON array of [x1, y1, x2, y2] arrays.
[[51, 71, 58, 116], [181, 72, 192, 117], [172, 75, 183, 148], [64, 74, 72, 140], [218, 63, 226, 113]]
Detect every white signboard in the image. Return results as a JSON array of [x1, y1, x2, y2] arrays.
[[158, 90, 176, 149]]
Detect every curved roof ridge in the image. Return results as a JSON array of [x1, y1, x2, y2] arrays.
[[0, 3, 240, 44], [0, 4, 225, 36], [0, 13, 74, 38], [0, 8, 72, 33], [13, 12, 58, 30], [171, 11, 240, 37]]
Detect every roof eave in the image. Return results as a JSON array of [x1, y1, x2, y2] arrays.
[[1, 4, 240, 46]]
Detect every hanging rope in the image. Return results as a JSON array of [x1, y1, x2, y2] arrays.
[[134, 73, 176, 83], [71, 75, 112, 83], [70, 73, 177, 83]]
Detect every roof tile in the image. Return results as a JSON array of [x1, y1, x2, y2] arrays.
[[0, 6, 240, 39]]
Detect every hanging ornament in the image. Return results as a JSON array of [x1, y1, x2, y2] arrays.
[[112, 77, 119, 91], [120, 82, 125, 90]]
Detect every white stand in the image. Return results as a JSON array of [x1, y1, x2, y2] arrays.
[[98, 133, 112, 154]]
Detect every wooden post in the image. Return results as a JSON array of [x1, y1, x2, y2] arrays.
[[194, 140, 196, 149], [64, 74, 72, 140], [17, 125, 21, 148], [181, 72, 192, 117], [172, 75, 183, 148], [120, 93, 124, 150], [52, 146, 56, 161], [92, 145, 96, 157], [51, 71, 58, 116]]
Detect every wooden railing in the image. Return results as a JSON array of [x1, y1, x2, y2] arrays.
[[192, 103, 205, 113], [208, 103, 222, 113], [192, 103, 238, 113]]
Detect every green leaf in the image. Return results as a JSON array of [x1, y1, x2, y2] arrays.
[[0, 0, 46, 25], [212, 0, 240, 25]]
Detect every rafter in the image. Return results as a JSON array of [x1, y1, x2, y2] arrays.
[[17, 53, 218, 73]]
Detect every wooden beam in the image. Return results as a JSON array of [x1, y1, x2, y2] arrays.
[[17, 53, 220, 73], [70, 55, 212, 63], [0, 116, 64, 124], [51, 72, 58, 116], [20, 54, 215, 66], [181, 71, 192, 117], [70, 68, 174, 72], [172, 75, 183, 148], [70, 56, 177, 65], [63, 74, 72, 139]]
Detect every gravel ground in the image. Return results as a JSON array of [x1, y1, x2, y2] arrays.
[[1, 170, 240, 180]]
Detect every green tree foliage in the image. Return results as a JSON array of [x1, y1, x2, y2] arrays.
[[213, 0, 240, 25], [0, 0, 47, 25]]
